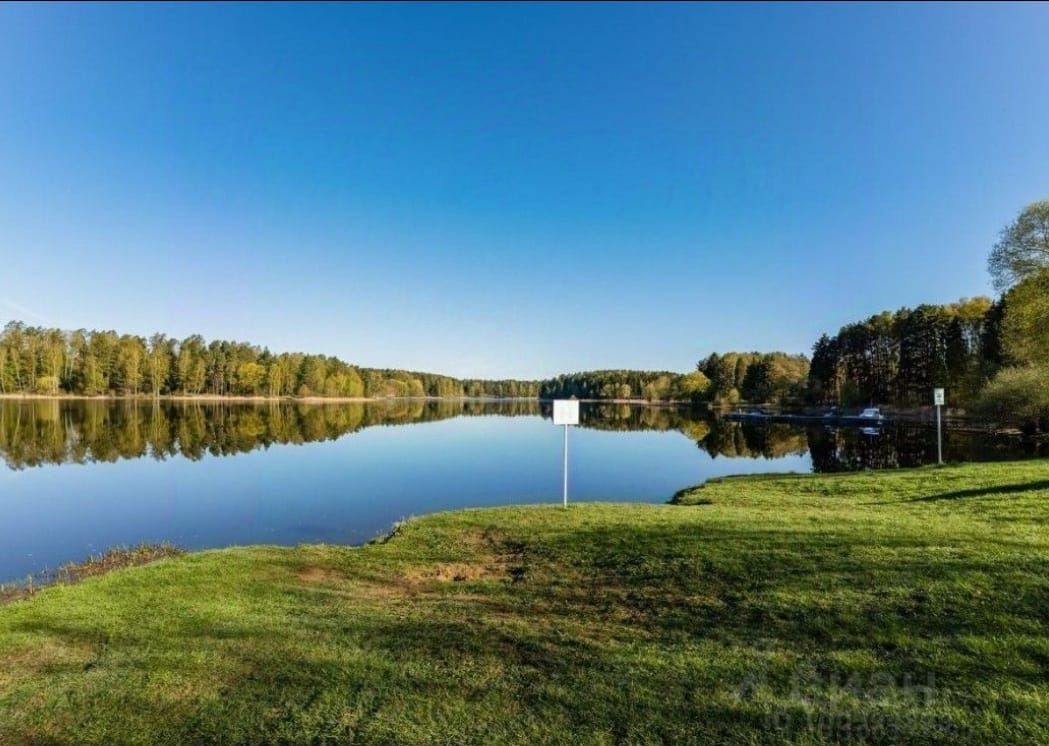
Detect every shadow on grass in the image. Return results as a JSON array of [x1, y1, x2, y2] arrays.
[[903, 480, 1049, 503], [527, 521, 1049, 664]]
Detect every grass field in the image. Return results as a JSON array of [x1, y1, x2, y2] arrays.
[[2, 462, 1049, 744]]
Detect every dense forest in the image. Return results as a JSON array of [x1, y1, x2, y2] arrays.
[[806, 297, 998, 407], [697, 352, 810, 404], [538, 370, 711, 402], [538, 354, 810, 405], [0, 325, 792, 404], [1, 323, 797, 404], [0, 325, 539, 400]]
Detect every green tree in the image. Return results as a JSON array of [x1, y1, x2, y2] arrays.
[[674, 371, 710, 401], [236, 361, 267, 395], [1001, 269, 1049, 366], [267, 355, 291, 397], [82, 353, 106, 395], [973, 364, 1049, 433], [0, 322, 546, 401], [807, 334, 841, 404], [809, 299, 997, 407], [117, 336, 145, 395], [176, 336, 207, 394], [301, 356, 328, 396], [988, 198, 1049, 291], [147, 334, 173, 397], [1, 322, 27, 391], [43, 329, 65, 393]]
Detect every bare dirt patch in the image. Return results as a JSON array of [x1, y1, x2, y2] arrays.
[[296, 567, 347, 584], [296, 529, 529, 601], [403, 562, 507, 584], [399, 529, 529, 586]]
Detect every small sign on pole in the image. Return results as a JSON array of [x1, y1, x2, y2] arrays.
[[552, 400, 579, 507], [933, 388, 945, 464], [553, 400, 580, 426]]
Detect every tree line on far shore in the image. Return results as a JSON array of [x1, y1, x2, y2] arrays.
[[0, 321, 809, 407], [0, 327, 540, 400], [538, 369, 711, 402], [0, 324, 804, 405], [806, 297, 998, 408], [537, 353, 810, 406]]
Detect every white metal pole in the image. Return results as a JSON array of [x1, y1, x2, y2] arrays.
[[563, 423, 569, 508], [936, 404, 943, 465]]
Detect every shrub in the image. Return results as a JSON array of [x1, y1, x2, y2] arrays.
[[1002, 269, 1049, 366], [973, 365, 1049, 432], [33, 375, 59, 394]]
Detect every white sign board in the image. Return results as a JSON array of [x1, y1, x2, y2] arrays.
[[553, 399, 579, 426], [934, 388, 945, 406]]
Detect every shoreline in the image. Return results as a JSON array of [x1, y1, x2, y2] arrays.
[[1, 457, 1035, 595]]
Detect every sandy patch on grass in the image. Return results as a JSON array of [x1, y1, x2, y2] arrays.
[[296, 567, 347, 584], [403, 562, 507, 583], [400, 529, 528, 586]]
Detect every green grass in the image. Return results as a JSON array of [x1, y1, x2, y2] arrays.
[[2, 462, 1049, 744]]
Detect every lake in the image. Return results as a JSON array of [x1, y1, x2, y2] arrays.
[[1, 399, 1044, 583]]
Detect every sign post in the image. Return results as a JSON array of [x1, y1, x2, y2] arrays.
[[552, 400, 579, 507], [933, 388, 945, 465]]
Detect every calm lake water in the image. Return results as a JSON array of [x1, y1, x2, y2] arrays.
[[1, 399, 1044, 583]]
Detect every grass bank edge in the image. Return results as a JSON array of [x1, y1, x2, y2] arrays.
[[4, 459, 1041, 609]]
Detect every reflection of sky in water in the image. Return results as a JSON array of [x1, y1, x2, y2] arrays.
[[0, 411, 808, 582]]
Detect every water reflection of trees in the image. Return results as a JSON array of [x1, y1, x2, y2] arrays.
[[0, 399, 541, 470], [1, 401, 1040, 472], [698, 420, 809, 460], [568, 404, 1043, 468], [567, 405, 808, 459], [573, 403, 711, 441], [701, 420, 1044, 471], [806, 424, 1049, 472]]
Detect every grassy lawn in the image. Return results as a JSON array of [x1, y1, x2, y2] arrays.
[[2, 462, 1049, 744]]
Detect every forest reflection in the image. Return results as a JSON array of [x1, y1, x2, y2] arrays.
[[0, 399, 539, 470], [0, 399, 1042, 473]]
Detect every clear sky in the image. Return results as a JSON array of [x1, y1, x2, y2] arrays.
[[1, 3, 1047, 379]]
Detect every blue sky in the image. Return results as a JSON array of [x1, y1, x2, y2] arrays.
[[1, 3, 1047, 379]]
